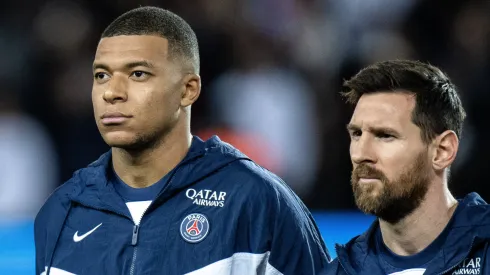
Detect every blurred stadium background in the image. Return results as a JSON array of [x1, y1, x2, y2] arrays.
[[1, 0, 489, 273]]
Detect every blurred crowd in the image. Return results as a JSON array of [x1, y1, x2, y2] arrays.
[[1, 0, 489, 219]]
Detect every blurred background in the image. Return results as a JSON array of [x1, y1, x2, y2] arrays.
[[1, 0, 489, 273]]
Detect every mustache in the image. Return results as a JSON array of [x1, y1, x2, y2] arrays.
[[352, 164, 387, 181]]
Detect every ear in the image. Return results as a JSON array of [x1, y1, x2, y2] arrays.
[[431, 130, 459, 171], [181, 73, 201, 107]]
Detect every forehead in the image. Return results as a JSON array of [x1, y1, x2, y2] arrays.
[[350, 92, 416, 129], [94, 35, 169, 65]]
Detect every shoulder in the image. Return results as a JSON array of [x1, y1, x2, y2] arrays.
[[34, 173, 80, 229], [458, 193, 490, 225], [220, 159, 289, 192], [221, 159, 301, 203], [204, 137, 292, 198], [34, 152, 110, 228], [219, 159, 316, 227]]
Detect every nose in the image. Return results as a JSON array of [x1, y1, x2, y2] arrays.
[[350, 134, 376, 165], [103, 76, 128, 104]]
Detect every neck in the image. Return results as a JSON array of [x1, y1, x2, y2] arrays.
[[379, 182, 458, 256], [112, 121, 192, 188]]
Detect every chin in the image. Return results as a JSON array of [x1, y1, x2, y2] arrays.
[[102, 131, 140, 149], [354, 187, 384, 214]]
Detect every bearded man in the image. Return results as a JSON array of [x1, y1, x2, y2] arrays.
[[323, 60, 490, 275]]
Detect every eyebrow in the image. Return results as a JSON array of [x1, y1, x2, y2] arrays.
[[92, 60, 156, 71], [346, 124, 360, 132]]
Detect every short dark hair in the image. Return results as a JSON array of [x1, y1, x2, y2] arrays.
[[101, 6, 200, 73], [342, 60, 466, 143]]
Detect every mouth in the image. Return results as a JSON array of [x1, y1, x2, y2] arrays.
[[357, 177, 381, 184], [100, 112, 132, 125]]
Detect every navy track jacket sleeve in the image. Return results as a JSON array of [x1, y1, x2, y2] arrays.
[[35, 215, 45, 275], [35, 184, 73, 275], [264, 173, 331, 274]]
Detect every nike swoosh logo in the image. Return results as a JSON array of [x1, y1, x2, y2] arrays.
[[73, 223, 103, 242]]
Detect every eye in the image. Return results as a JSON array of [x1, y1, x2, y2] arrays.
[[349, 130, 362, 140], [377, 133, 395, 140], [352, 130, 362, 137], [130, 71, 151, 80], [94, 72, 110, 83]]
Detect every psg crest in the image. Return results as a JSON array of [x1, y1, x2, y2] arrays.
[[180, 213, 210, 243]]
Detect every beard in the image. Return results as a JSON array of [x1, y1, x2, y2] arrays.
[[351, 151, 430, 224]]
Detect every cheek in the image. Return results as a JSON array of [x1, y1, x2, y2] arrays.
[[129, 78, 181, 119], [135, 90, 176, 121], [92, 90, 102, 114], [91, 83, 108, 106], [377, 143, 411, 180]]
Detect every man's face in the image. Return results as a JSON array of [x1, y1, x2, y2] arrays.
[[347, 92, 432, 223], [92, 35, 184, 149]]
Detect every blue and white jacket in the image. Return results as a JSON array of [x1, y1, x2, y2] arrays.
[[323, 193, 490, 275], [35, 136, 330, 275]]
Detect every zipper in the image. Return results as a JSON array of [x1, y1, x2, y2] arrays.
[[129, 222, 141, 275], [128, 162, 184, 275], [131, 225, 140, 245], [435, 237, 476, 275], [72, 151, 204, 275], [130, 246, 138, 275], [72, 199, 139, 275]]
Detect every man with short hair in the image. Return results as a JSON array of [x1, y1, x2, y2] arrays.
[[35, 6, 329, 275], [324, 60, 490, 274]]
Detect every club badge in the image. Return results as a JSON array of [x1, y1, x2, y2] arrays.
[[180, 213, 210, 243]]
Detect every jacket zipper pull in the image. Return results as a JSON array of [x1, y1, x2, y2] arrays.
[[132, 225, 139, 246]]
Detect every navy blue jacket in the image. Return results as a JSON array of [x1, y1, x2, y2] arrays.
[[35, 136, 330, 275], [323, 193, 490, 275]]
